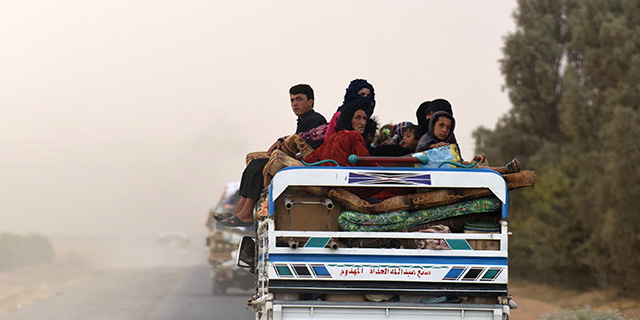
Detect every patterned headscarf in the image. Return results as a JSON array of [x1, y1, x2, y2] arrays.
[[386, 121, 414, 145]]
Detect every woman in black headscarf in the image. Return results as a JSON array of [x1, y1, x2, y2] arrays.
[[304, 100, 373, 167], [325, 79, 375, 138], [415, 99, 453, 129]]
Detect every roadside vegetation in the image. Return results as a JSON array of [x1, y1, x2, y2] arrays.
[[544, 307, 636, 320], [0, 233, 54, 271], [474, 0, 640, 297]]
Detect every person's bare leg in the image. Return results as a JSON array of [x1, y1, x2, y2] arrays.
[[478, 158, 520, 175], [231, 197, 247, 216], [477, 165, 511, 174], [235, 198, 258, 222]]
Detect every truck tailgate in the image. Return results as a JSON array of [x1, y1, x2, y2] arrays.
[[272, 301, 506, 320]]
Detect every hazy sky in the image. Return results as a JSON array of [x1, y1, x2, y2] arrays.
[[1, 1, 518, 238]]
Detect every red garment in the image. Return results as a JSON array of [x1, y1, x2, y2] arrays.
[[324, 111, 341, 139], [304, 130, 374, 167], [304, 130, 410, 202]]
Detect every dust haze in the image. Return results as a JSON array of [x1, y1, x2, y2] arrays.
[[1, 1, 516, 267]]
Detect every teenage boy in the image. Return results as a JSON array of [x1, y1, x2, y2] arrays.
[[268, 84, 327, 153], [217, 84, 327, 227]]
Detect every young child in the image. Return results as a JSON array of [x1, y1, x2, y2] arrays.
[[416, 111, 522, 174], [364, 117, 380, 147], [373, 123, 393, 147], [416, 111, 456, 152], [369, 124, 423, 156], [415, 99, 458, 146], [398, 125, 423, 151]]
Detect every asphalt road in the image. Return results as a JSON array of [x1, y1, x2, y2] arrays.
[[0, 264, 255, 320]]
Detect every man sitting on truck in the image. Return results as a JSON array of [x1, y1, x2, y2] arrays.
[[216, 84, 327, 227]]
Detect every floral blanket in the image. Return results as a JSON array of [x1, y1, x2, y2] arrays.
[[338, 196, 502, 232]]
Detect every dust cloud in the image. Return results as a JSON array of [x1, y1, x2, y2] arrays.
[[1, 131, 249, 270], [0, 1, 517, 270], [51, 234, 207, 270]]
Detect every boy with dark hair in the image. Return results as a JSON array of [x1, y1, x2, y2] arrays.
[[217, 84, 327, 227], [398, 125, 423, 151], [289, 84, 314, 102], [269, 84, 326, 152]]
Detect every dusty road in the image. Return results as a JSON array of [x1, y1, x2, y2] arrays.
[[1, 235, 637, 320], [0, 235, 256, 320], [0, 264, 254, 320], [5, 261, 553, 320]]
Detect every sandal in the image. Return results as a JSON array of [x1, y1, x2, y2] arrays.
[[218, 215, 254, 228], [471, 154, 487, 168], [213, 212, 234, 222], [505, 158, 521, 173]]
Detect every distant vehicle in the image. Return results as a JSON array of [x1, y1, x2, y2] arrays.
[[156, 231, 190, 248], [213, 181, 241, 215], [206, 181, 254, 295]]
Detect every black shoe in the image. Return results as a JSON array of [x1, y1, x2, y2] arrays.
[[505, 158, 521, 173]]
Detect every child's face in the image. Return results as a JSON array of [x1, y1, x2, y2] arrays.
[[400, 130, 419, 150], [433, 116, 452, 141]]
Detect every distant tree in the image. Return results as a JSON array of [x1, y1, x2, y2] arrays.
[[480, 0, 640, 294], [482, 0, 576, 284], [559, 0, 640, 292]]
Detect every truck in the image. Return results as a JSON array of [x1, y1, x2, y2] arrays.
[[206, 181, 255, 295], [237, 163, 534, 319]]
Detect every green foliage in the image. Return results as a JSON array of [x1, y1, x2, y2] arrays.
[[510, 161, 595, 287], [578, 107, 640, 291], [544, 307, 635, 320], [499, 0, 569, 143], [0, 233, 54, 271], [479, 0, 640, 295]]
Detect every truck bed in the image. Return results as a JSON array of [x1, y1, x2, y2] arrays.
[[248, 166, 519, 320]]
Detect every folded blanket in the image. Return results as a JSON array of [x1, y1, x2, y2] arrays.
[[338, 196, 502, 232]]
